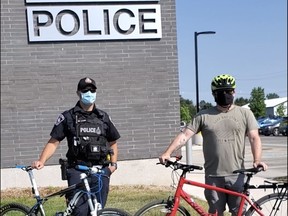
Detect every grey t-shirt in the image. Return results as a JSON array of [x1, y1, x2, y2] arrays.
[[188, 106, 259, 177]]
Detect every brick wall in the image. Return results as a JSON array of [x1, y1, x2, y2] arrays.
[[0, 0, 180, 168]]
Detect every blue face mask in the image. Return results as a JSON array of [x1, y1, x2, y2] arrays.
[[80, 91, 97, 105]]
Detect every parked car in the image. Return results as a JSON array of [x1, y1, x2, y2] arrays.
[[258, 116, 283, 134], [279, 119, 288, 136], [257, 116, 268, 125], [262, 117, 288, 136]]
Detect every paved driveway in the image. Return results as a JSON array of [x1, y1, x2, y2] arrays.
[[246, 135, 287, 179]]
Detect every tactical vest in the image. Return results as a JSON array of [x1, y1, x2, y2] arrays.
[[72, 113, 111, 165]]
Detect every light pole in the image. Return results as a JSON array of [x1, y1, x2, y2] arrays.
[[185, 31, 215, 165], [194, 31, 216, 112]]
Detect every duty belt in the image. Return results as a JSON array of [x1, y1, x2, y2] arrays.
[[68, 160, 105, 168]]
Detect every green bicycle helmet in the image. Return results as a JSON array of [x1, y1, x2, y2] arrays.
[[211, 74, 236, 91]]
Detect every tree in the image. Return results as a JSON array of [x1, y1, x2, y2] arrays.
[[180, 96, 213, 123], [235, 97, 249, 106], [276, 103, 286, 117], [180, 96, 196, 123], [180, 104, 192, 123], [199, 100, 213, 110], [249, 87, 266, 118], [266, 93, 279, 99]]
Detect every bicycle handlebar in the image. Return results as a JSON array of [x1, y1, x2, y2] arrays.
[[157, 160, 264, 176], [233, 166, 264, 174], [15, 164, 102, 180], [16, 165, 33, 172], [75, 165, 102, 174], [157, 160, 203, 172]]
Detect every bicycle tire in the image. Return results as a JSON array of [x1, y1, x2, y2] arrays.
[[246, 192, 287, 216], [134, 200, 190, 216], [98, 207, 131, 216], [0, 203, 30, 216]]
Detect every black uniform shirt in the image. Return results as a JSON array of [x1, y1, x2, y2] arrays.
[[50, 101, 120, 161]]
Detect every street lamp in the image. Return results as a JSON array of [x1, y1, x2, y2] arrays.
[[185, 31, 216, 165], [194, 31, 216, 112]]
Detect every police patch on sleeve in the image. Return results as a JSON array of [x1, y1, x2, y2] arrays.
[[55, 114, 65, 126]]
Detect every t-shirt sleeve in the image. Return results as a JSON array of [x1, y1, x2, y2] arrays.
[[187, 114, 202, 134], [245, 109, 259, 131]]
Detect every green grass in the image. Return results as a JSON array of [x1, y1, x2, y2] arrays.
[[0, 185, 229, 215], [273, 176, 288, 183]]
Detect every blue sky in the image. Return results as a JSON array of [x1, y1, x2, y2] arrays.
[[175, 0, 287, 104]]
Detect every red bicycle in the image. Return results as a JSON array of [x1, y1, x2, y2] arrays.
[[135, 158, 287, 216]]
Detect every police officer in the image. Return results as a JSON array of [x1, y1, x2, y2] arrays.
[[32, 77, 120, 215]]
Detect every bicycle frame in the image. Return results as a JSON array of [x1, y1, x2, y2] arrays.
[[135, 161, 286, 216], [171, 176, 264, 216], [157, 159, 271, 216]]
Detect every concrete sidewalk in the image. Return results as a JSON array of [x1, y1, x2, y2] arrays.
[[1, 145, 275, 202]]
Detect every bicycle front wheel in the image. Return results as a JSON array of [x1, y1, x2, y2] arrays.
[[246, 193, 287, 216], [135, 200, 190, 216], [0, 203, 30, 216], [98, 208, 131, 216]]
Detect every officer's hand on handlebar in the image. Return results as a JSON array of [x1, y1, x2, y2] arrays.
[[32, 160, 44, 170]]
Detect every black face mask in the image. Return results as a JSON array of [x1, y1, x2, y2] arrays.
[[214, 91, 234, 107]]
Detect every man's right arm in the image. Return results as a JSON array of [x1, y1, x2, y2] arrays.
[[32, 137, 60, 170], [159, 128, 195, 164]]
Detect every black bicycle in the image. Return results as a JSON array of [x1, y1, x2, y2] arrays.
[[0, 165, 130, 216]]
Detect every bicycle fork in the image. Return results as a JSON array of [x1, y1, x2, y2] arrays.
[[81, 173, 99, 216], [27, 169, 46, 216]]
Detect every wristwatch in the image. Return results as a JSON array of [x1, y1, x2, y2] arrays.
[[110, 162, 118, 169]]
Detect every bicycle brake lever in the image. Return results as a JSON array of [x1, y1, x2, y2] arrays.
[[175, 155, 183, 161]]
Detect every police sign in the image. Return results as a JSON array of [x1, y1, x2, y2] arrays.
[[25, 0, 162, 42]]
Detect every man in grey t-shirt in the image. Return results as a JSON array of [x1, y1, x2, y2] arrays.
[[159, 74, 268, 216]]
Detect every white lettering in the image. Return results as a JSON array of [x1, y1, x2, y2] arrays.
[[26, 5, 162, 42], [80, 128, 97, 133]]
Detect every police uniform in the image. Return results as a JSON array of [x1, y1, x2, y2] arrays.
[[51, 101, 120, 215]]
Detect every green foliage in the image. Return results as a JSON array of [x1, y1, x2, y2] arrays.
[[179, 96, 213, 123], [276, 103, 286, 117], [180, 96, 196, 123], [266, 93, 279, 99], [235, 97, 249, 106], [249, 87, 266, 118], [180, 104, 192, 123], [199, 100, 213, 110]]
